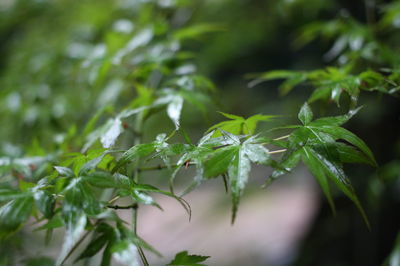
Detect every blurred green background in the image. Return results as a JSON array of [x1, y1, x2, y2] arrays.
[[0, 0, 399, 265]]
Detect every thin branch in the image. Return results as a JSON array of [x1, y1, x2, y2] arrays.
[[138, 162, 195, 172], [138, 246, 150, 266], [268, 149, 287, 154], [107, 195, 120, 204], [273, 135, 290, 141], [107, 203, 138, 210]]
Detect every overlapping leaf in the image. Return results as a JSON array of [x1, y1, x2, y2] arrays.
[[268, 103, 375, 226]]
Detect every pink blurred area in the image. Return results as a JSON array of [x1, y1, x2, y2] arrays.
[[134, 169, 319, 266]]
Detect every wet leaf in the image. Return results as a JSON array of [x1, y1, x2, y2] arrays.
[[167, 250, 210, 266]]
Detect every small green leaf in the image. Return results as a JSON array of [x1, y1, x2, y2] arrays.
[[34, 190, 55, 218], [242, 139, 270, 165], [335, 143, 375, 165], [311, 148, 370, 228], [56, 213, 87, 266], [100, 118, 123, 148], [34, 214, 64, 231], [134, 184, 191, 218], [301, 147, 336, 214], [111, 240, 139, 266], [219, 112, 243, 120], [112, 143, 156, 173], [63, 178, 102, 215], [79, 153, 107, 175], [313, 126, 377, 166], [75, 223, 114, 262], [54, 166, 74, 178], [268, 148, 302, 181], [174, 23, 223, 41], [84, 171, 131, 189], [309, 106, 361, 127], [204, 146, 239, 178], [0, 188, 29, 202], [167, 250, 210, 266], [244, 114, 275, 134], [298, 102, 313, 125], [249, 70, 307, 95], [25, 256, 55, 266], [167, 95, 184, 129], [228, 148, 251, 224], [0, 196, 34, 238]]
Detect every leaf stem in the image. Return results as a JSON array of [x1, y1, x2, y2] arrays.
[[268, 149, 287, 154], [107, 203, 138, 210], [138, 246, 150, 266], [273, 135, 290, 141], [107, 195, 120, 204]]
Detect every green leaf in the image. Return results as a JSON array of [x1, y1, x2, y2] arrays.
[[313, 125, 377, 166], [34, 190, 55, 218], [167, 250, 210, 266], [115, 223, 162, 257], [310, 148, 370, 228], [308, 86, 331, 103], [82, 106, 110, 137], [134, 184, 191, 218], [219, 112, 243, 120], [298, 102, 313, 125], [131, 190, 160, 209], [268, 148, 302, 183], [228, 148, 251, 224], [242, 138, 270, 165], [112, 143, 156, 173], [301, 147, 336, 214], [83, 118, 124, 152], [63, 178, 102, 215], [208, 113, 274, 136], [309, 106, 361, 127], [75, 223, 114, 262], [0, 196, 34, 238], [54, 166, 75, 178], [167, 95, 184, 129], [0, 187, 30, 202], [208, 120, 243, 136], [244, 114, 275, 134], [173, 23, 223, 41], [56, 213, 87, 266], [25, 257, 55, 266], [79, 153, 107, 175], [84, 171, 131, 189], [76, 233, 109, 262], [249, 70, 307, 95], [34, 214, 64, 231], [204, 146, 239, 178], [335, 142, 375, 165], [101, 118, 123, 148]]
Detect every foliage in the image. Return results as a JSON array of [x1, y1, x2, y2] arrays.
[[0, 0, 399, 265]]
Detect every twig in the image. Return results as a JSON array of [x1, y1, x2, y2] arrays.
[[268, 149, 287, 154], [107, 195, 120, 204], [138, 246, 149, 266], [106, 203, 138, 210], [138, 162, 195, 172], [273, 135, 290, 141]]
